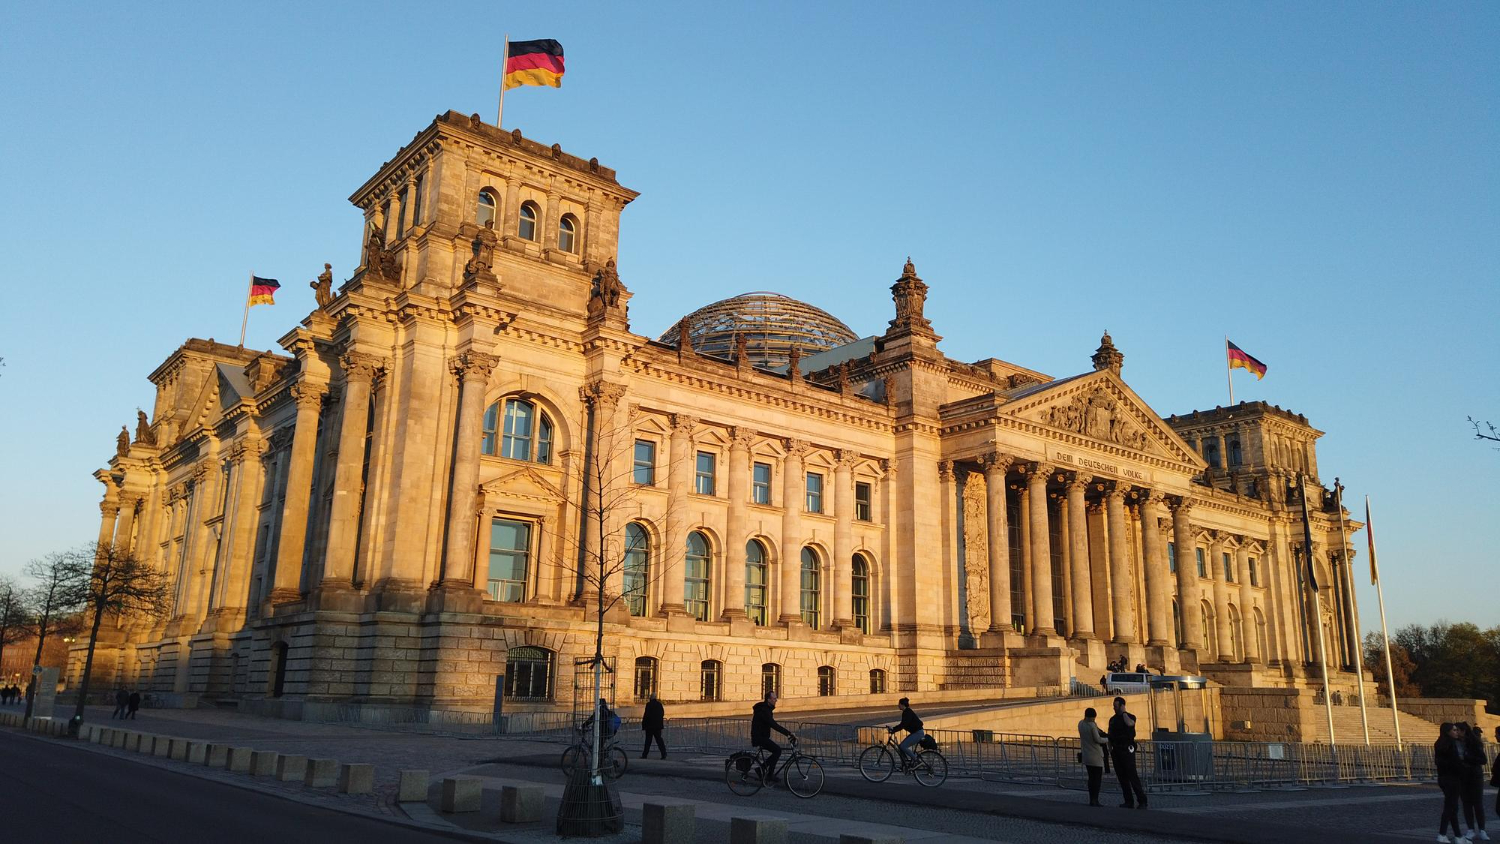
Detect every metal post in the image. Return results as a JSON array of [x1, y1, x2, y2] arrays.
[[1333, 481, 1369, 745]]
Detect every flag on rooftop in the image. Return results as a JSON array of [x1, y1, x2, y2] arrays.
[[248, 276, 280, 307], [1227, 340, 1268, 379], [504, 40, 565, 90]]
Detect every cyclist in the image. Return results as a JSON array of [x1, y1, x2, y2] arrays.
[[582, 697, 619, 741], [751, 690, 794, 783], [888, 697, 925, 769]]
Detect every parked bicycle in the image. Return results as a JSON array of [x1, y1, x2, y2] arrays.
[[724, 737, 825, 798], [858, 732, 948, 787], [560, 726, 628, 780]]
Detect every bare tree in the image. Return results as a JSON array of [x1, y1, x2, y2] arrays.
[[67, 542, 172, 731], [21, 552, 86, 718], [0, 577, 29, 684], [1470, 417, 1499, 446]]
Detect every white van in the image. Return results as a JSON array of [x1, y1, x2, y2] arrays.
[[1100, 672, 1153, 694]]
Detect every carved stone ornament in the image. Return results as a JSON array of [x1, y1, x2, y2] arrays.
[[1038, 386, 1148, 451], [290, 382, 326, 410], [269, 426, 296, 450], [961, 470, 991, 631], [340, 351, 387, 382], [310, 263, 334, 309], [587, 257, 627, 320], [978, 451, 1013, 474], [938, 460, 956, 482], [783, 437, 810, 459], [116, 426, 131, 457], [1092, 330, 1125, 374], [1024, 462, 1055, 481], [888, 257, 934, 335], [450, 350, 500, 382], [134, 410, 156, 446], [364, 220, 399, 282], [728, 426, 756, 450], [668, 413, 698, 436], [463, 228, 497, 283], [580, 380, 626, 410], [1169, 495, 1194, 516], [788, 345, 802, 378]]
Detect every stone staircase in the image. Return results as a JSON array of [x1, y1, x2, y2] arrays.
[[1304, 704, 1439, 744]]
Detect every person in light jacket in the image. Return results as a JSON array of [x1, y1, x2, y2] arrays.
[[1078, 707, 1111, 806]]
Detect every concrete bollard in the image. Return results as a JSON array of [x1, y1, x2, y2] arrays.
[[111, 730, 128, 749], [152, 736, 173, 757], [839, 836, 905, 844], [440, 777, 482, 813], [250, 750, 280, 776], [643, 803, 696, 844], [500, 785, 544, 824], [124, 732, 143, 752], [304, 758, 339, 788], [730, 816, 788, 844], [169, 738, 190, 761], [186, 742, 207, 764], [93, 727, 111, 745], [397, 770, 429, 803], [277, 755, 309, 782], [338, 763, 374, 795], [226, 746, 255, 773], [205, 744, 230, 768]]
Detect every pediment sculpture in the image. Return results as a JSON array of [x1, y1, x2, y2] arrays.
[[1040, 386, 1149, 451]]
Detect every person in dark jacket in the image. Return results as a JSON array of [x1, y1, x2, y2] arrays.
[[126, 690, 141, 719], [1492, 726, 1500, 819], [750, 691, 794, 783], [1457, 722, 1489, 840], [1107, 696, 1148, 809], [1436, 722, 1465, 842], [641, 695, 666, 760], [888, 698, 925, 768], [112, 688, 128, 719]]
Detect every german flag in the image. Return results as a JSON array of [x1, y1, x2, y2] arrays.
[[1226, 340, 1267, 379], [248, 276, 280, 307], [504, 39, 564, 90]]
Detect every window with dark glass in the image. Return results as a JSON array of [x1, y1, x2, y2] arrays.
[[1195, 547, 1207, 578], [504, 646, 552, 699], [1223, 552, 1234, 582], [800, 547, 821, 629], [488, 518, 532, 602], [695, 451, 716, 496], [805, 472, 824, 513], [854, 481, 872, 521], [518, 202, 538, 240], [685, 531, 711, 621], [869, 668, 885, 694], [1204, 440, 1221, 469], [1228, 437, 1243, 467], [752, 462, 772, 505], [411, 175, 423, 226], [558, 214, 577, 253], [396, 187, 408, 238], [700, 660, 721, 701], [817, 665, 835, 696], [476, 190, 497, 228], [486, 398, 554, 464], [633, 656, 657, 700], [761, 663, 781, 699], [1167, 542, 1177, 573], [1249, 556, 1259, 587], [633, 440, 656, 485], [851, 555, 870, 634], [745, 540, 768, 625], [623, 523, 649, 616]]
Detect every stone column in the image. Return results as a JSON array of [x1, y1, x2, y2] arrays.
[[1209, 533, 1234, 662], [1236, 543, 1260, 663], [778, 439, 808, 624], [1105, 485, 1136, 644], [387, 190, 403, 240], [322, 353, 386, 591], [980, 453, 1013, 633], [114, 493, 142, 556], [832, 449, 856, 629], [96, 498, 120, 551], [1018, 486, 1033, 629], [1138, 491, 1170, 646], [1065, 474, 1094, 639], [1025, 463, 1055, 636], [722, 427, 753, 620], [1170, 498, 1203, 650], [184, 457, 223, 621], [269, 382, 325, 604], [219, 439, 265, 612], [661, 414, 696, 615], [439, 352, 500, 593]]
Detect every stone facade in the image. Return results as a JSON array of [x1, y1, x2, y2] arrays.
[[75, 109, 1370, 714]]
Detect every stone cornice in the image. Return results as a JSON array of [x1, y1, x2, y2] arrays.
[[628, 358, 892, 434]]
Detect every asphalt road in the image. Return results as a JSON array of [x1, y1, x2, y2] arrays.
[[0, 730, 459, 843]]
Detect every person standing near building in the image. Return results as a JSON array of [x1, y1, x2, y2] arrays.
[[1078, 707, 1111, 807], [1436, 722, 1465, 843], [112, 688, 128, 719], [1458, 722, 1489, 840], [126, 689, 141, 719], [641, 695, 666, 760], [1107, 696, 1148, 809]]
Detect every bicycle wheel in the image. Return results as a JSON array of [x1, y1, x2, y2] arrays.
[[858, 745, 895, 783], [603, 746, 629, 780], [784, 755, 825, 798], [725, 756, 764, 796], [913, 749, 948, 787], [560, 745, 586, 777]]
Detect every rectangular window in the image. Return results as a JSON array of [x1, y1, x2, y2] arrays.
[[854, 482, 872, 521], [1167, 542, 1177, 574], [501, 400, 534, 461], [805, 472, 824, 514], [633, 440, 656, 485], [1008, 494, 1025, 631], [701, 661, 721, 701], [1249, 556, 1259, 587], [411, 174, 424, 226], [1223, 552, 1234, 583], [685, 553, 710, 621], [487, 518, 532, 602], [1195, 548, 1207, 578], [694, 451, 716, 496], [396, 188, 408, 238], [752, 462, 772, 505], [745, 559, 767, 625]]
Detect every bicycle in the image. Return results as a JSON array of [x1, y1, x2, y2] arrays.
[[858, 732, 948, 787], [724, 737, 825, 798], [560, 726, 628, 780]]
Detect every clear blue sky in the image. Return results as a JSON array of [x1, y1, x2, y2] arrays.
[[1, 2, 1495, 633]]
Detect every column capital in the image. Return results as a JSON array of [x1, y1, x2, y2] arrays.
[[228, 439, 267, 465], [450, 350, 500, 382], [727, 425, 756, 451], [1022, 462, 1054, 481], [782, 437, 809, 459], [669, 413, 698, 436], [937, 460, 955, 482], [978, 451, 1013, 473], [1065, 473, 1092, 493], [1136, 487, 1160, 506], [579, 379, 626, 410], [99, 500, 120, 517], [289, 382, 327, 410], [340, 351, 388, 382], [1168, 495, 1195, 516], [879, 457, 896, 479], [1104, 482, 1128, 503], [835, 448, 860, 470]]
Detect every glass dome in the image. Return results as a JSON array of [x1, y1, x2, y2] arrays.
[[661, 292, 858, 369]]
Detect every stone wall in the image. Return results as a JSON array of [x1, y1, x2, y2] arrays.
[[1219, 687, 1325, 741]]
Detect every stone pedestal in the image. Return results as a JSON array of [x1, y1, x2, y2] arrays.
[[312, 583, 365, 613], [1144, 644, 1182, 675], [374, 580, 426, 613], [1070, 637, 1108, 672], [425, 585, 485, 615], [1007, 643, 1072, 688]]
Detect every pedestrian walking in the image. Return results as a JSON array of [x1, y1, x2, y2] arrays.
[[1458, 722, 1489, 840], [112, 688, 128, 719], [127, 689, 141, 719], [641, 695, 666, 760], [1436, 722, 1466, 843], [1491, 727, 1500, 821], [1107, 696, 1148, 809], [1077, 707, 1110, 807]]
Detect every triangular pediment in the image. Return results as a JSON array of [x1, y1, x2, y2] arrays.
[[1005, 371, 1205, 468], [479, 464, 567, 503]]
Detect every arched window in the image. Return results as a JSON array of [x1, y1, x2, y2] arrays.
[[761, 662, 781, 699], [1228, 437, 1243, 467], [817, 665, 836, 696], [476, 190, 497, 228], [851, 555, 870, 634], [483, 398, 554, 464], [633, 656, 657, 700], [518, 201, 538, 241], [700, 659, 721, 701], [558, 214, 578, 253], [745, 540, 768, 625], [869, 668, 886, 694], [1203, 440, 1220, 469], [505, 646, 553, 699], [800, 547, 821, 629], [623, 524, 649, 617], [684, 531, 711, 621]]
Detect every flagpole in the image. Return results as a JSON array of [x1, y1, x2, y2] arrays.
[[497, 35, 509, 128], [239, 272, 253, 347], [1366, 496, 1402, 751], [1226, 337, 1236, 405], [1334, 480, 1370, 745], [1299, 474, 1336, 747]]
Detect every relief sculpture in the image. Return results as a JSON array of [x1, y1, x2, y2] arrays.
[[962, 470, 990, 632], [1041, 386, 1149, 451]]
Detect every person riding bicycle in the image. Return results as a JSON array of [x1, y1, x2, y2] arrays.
[[751, 690, 794, 783], [582, 697, 620, 741], [889, 697, 925, 769]]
